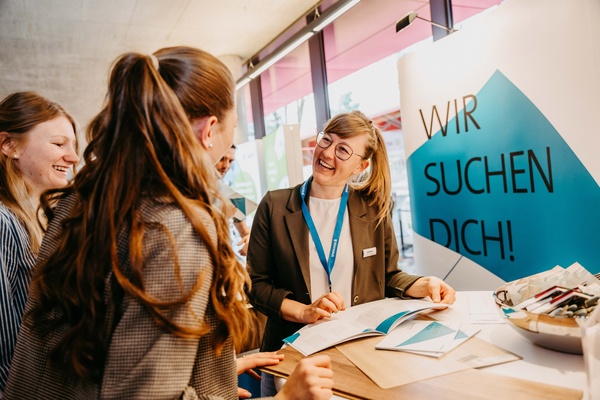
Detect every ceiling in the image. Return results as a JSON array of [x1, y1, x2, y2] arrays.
[[0, 0, 321, 130]]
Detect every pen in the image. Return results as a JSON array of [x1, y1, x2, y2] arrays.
[[515, 285, 564, 310]]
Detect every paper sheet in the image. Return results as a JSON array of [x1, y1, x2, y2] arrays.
[[375, 320, 480, 357], [468, 291, 505, 324], [336, 335, 520, 389]]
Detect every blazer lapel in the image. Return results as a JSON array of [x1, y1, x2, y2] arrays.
[[348, 191, 369, 282], [284, 185, 312, 298]]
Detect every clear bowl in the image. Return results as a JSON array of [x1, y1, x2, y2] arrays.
[[494, 284, 586, 354]]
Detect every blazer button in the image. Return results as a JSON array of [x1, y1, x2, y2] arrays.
[[353, 295, 359, 304]]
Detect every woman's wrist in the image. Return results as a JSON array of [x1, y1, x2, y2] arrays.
[[280, 298, 305, 323]]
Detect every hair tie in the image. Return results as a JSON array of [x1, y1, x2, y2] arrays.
[[149, 54, 159, 71]]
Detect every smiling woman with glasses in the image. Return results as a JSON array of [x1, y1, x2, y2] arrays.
[[247, 110, 457, 397]]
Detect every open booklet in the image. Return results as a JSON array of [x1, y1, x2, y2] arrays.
[[283, 297, 449, 356]]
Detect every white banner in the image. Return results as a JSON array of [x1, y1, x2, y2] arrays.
[[398, 0, 600, 289]]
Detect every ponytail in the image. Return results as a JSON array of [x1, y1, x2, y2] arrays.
[[32, 51, 251, 381], [353, 123, 392, 225]]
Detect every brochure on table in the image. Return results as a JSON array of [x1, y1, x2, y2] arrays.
[[375, 319, 480, 357], [283, 298, 448, 356]]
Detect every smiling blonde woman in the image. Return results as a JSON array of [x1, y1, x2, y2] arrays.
[[248, 110, 457, 396], [0, 91, 79, 395]]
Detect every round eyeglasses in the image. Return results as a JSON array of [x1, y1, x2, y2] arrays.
[[316, 132, 365, 161]]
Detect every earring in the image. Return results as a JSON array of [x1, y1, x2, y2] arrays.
[[13, 154, 18, 159], [208, 143, 213, 148]]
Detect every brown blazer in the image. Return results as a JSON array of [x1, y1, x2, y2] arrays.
[[247, 182, 421, 352], [4, 195, 260, 400]]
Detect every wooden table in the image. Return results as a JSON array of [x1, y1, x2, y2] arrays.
[[263, 345, 581, 400], [262, 292, 585, 400]]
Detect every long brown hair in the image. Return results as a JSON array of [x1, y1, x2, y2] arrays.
[[31, 49, 252, 381], [323, 110, 392, 225], [154, 46, 257, 347], [0, 91, 77, 253], [154, 46, 235, 122]]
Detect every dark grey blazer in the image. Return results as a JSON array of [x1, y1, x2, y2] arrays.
[[247, 182, 421, 352], [4, 195, 249, 400]]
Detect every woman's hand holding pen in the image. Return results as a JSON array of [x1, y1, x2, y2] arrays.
[[281, 291, 346, 324]]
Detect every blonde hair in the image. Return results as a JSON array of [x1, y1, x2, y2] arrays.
[[322, 110, 391, 225], [0, 91, 77, 253]]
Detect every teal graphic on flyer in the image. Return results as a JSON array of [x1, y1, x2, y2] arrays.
[[397, 322, 455, 347], [407, 70, 600, 281]]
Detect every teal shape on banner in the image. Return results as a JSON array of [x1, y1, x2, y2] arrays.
[[407, 70, 600, 281]]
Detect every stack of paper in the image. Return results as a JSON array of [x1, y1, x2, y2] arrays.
[[375, 320, 479, 357]]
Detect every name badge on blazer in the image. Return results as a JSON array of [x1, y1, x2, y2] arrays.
[[362, 247, 377, 258]]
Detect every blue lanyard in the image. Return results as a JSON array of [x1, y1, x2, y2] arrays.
[[300, 177, 349, 290]]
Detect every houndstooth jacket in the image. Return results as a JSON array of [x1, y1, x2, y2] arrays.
[[4, 194, 258, 400]]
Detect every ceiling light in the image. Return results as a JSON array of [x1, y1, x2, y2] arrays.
[[235, 76, 251, 92], [248, 32, 314, 80], [312, 0, 361, 32], [235, 0, 362, 91]]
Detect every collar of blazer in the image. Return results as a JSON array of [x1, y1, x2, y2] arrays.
[[286, 180, 369, 219]]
